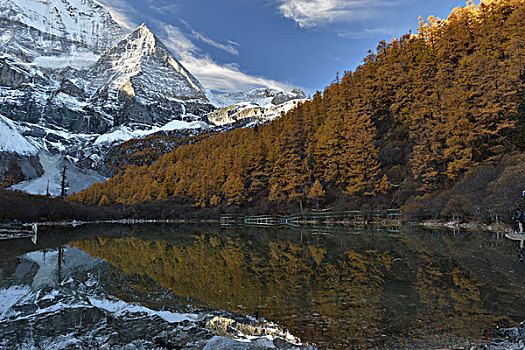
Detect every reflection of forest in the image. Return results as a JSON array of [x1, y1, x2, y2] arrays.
[[74, 226, 525, 349]]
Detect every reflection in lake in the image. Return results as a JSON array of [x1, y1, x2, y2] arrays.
[[1, 224, 525, 349]]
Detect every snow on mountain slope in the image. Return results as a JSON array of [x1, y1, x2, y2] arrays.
[[84, 23, 214, 126], [0, 114, 38, 155], [0, 0, 125, 62], [86, 24, 205, 100], [207, 88, 280, 108], [206, 87, 308, 126], [206, 99, 306, 127], [0, 0, 127, 135], [0, 1, 214, 134], [93, 120, 210, 146], [208, 88, 306, 108], [31, 52, 100, 69], [10, 152, 107, 196]]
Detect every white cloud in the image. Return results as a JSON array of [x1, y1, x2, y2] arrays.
[[157, 23, 199, 56], [96, 0, 291, 93], [179, 19, 240, 56], [149, 3, 179, 15], [180, 56, 293, 93], [96, 0, 138, 31], [277, 0, 400, 28], [337, 27, 399, 39], [155, 22, 291, 92], [193, 32, 239, 56]]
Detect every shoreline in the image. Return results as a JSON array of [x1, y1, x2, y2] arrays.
[[0, 217, 514, 231], [416, 221, 513, 233]]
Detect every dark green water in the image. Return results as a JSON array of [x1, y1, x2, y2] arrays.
[[1, 224, 524, 349]]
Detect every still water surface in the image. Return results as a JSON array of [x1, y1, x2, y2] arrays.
[[1, 224, 524, 349]]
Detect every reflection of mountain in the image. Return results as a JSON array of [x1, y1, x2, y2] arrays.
[[73, 227, 525, 349], [0, 246, 205, 349], [0, 244, 310, 349]]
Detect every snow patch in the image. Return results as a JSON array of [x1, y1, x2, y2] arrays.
[[160, 119, 208, 131], [0, 286, 32, 319], [32, 52, 100, 69], [203, 336, 279, 349], [94, 121, 208, 145], [10, 152, 107, 196], [88, 297, 201, 324], [0, 115, 39, 155]]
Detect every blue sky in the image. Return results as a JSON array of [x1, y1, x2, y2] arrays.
[[98, 0, 469, 94]]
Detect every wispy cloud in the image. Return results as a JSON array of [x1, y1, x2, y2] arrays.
[[178, 19, 240, 56], [337, 27, 399, 39], [156, 23, 199, 56], [149, 3, 179, 16], [96, 0, 291, 93], [155, 21, 290, 91], [277, 0, 401, 28], [193, 31, 239, 56], [96, 0, 138, 31]]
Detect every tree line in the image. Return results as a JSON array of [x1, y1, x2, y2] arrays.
[[70, 0, 525, 215]]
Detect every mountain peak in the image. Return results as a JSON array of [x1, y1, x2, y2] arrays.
[[83, 20, 212, 126], [134, 23, 155, 37], [123, 23, 158, 54]]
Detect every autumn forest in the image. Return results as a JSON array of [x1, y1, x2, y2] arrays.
[[70, 0, 525, 221]]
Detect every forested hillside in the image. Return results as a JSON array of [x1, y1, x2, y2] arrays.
[[71, 0, 525, 219], [97, 129, 216, 177]]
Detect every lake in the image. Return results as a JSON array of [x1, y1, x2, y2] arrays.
[[0, 223, 524, 349]]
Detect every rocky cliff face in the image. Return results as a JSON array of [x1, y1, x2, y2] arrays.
[[271, 88, 306, 105]]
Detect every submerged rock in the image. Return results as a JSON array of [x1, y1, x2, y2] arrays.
[[205, 316, 314, 349], [477, 322, 525, 349]]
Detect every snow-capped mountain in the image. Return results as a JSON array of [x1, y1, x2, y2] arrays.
[[0, 0, 213, 134], [84, 24, 212, 127], [206, 88, 307, 126], [208, 87, 306, 108]]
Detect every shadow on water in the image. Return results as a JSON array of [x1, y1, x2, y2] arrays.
[[1, 223, 525, 349]]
